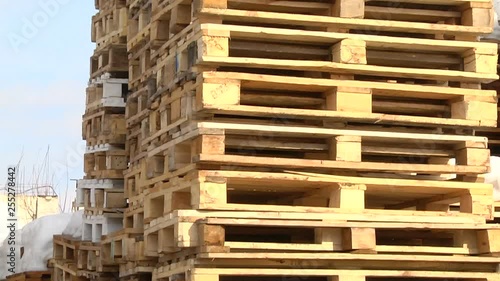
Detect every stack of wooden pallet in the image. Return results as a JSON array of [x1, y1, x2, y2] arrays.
[[55, 0, 500, 280], [52, 1, 129, 281], [112, 0, 500, 281], [81, 0, 129, 246]]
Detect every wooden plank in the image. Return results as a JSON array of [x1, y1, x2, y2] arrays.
[[200, 8, 492, 36], [202, 72, 497, 101], [199, 251, 500, 263], [190, 268, 499, 278], [177, 208, 485, 224], [203, 218, 497, 230], [200, 104, 492, 128], [196, 121, 488, 143], [199, 56, 498, 83], [196, 154, 487, 174]]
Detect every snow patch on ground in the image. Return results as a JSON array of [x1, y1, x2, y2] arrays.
[[0, 212, 82, 280], [62, 211, 83, 239]]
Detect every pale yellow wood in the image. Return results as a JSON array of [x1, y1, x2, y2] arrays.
[[199, 8, 493, 36], [462, 7, 494, 28], [329, 136, 362, 161], [196, 81, 241, 109], [190, 274, 219, 281], [329, 276, 365, 281], [191, 135, 225, 155], [450, 99, 498, 124], [456, 147, 490, 166], [200, 56, 498, 83], [191, 181, 227, 206], [329, 183, 366, 209], [460, 190, 494, 220], [342, 228, 376, 251], [201, 71, 497, 101], [191, 268, 499, 279], [331, 39, 367, 64], [477, 229, 500, 255], [198, 35, 229, 57], [463, 50, 498, 74], [201, 104, 496, 128], [325, 87, 372, 113]]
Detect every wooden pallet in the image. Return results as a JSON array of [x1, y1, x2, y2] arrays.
[[143, 209, 499, 257], [127, 0, 164, 53], [76, 179, 126, 214], [92, 3, 128, 51], [152, 256, 500, 281], [186, 70, 497, 128], [6, 271, 51, 281], [137, 120, 492, 200], [100, 229, 144, 265], [82, 110, 126, 146], [146, 0, 494, 52], [53, 235, 83, 264], [84, 146, 128, 179], [91, 44, 129, 79], [140, 167, 494, 219], [157, 21, 498, 79]]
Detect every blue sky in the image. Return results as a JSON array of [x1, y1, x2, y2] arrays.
[[0, 1, 95, 207]]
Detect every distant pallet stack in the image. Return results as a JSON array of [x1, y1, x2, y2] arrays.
[[52, 1, 130, 281]]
